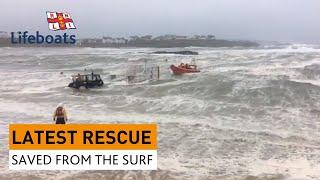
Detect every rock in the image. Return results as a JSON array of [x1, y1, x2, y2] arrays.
[[152, 50, 199, 55]]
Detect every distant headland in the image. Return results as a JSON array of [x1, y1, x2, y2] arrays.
[[0, 31, 259, 47], [78, 34, 259, 48]]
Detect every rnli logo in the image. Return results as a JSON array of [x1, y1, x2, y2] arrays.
[[10, 11, 77, 44], [46, 12, 76, 31]]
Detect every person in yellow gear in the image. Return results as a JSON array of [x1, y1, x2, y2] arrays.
[[53, 103, 68, 124]]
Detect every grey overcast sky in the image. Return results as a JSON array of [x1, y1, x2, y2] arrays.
[[1, 0, 319, 43]]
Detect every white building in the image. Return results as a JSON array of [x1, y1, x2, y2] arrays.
[[199, 35, 207, 40]]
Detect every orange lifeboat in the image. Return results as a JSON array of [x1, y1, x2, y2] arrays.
[[170, 63, 200, 75]]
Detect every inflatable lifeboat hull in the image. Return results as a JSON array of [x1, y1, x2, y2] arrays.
[[170, 65, 200, 75]]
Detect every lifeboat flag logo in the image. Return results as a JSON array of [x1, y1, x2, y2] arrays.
[[46, 12, 76, 31]]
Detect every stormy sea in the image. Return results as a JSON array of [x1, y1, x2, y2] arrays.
[[0, 44, 320, 180]]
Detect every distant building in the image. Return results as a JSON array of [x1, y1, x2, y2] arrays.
[[207, 35, 216, 40], [102, 36, 114, 44], [0, 31, 9, 38], [150, 34, 212, 41], [114, 38, 127, 44], [192, 35, 200, 40], [140, 35, 152, 40], [199, 35, 207, 40], [153, 36, 163, 41], [82, 38, 101, 43], [175, 35, 188, 40], [165, 34, 178, 40], [129, 36, 139, 41], [78, 34, 216, 47], [155, 34, 178, 40]]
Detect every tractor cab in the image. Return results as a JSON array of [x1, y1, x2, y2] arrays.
[[68, 73, 104, 89]]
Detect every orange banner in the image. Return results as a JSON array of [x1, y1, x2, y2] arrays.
[[9, 124, 157, 150]]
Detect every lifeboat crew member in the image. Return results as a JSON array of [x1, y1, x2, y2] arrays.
[[179, 63, 185, 68]]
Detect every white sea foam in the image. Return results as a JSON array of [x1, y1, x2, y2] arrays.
[[0, 45, 320, 179]]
